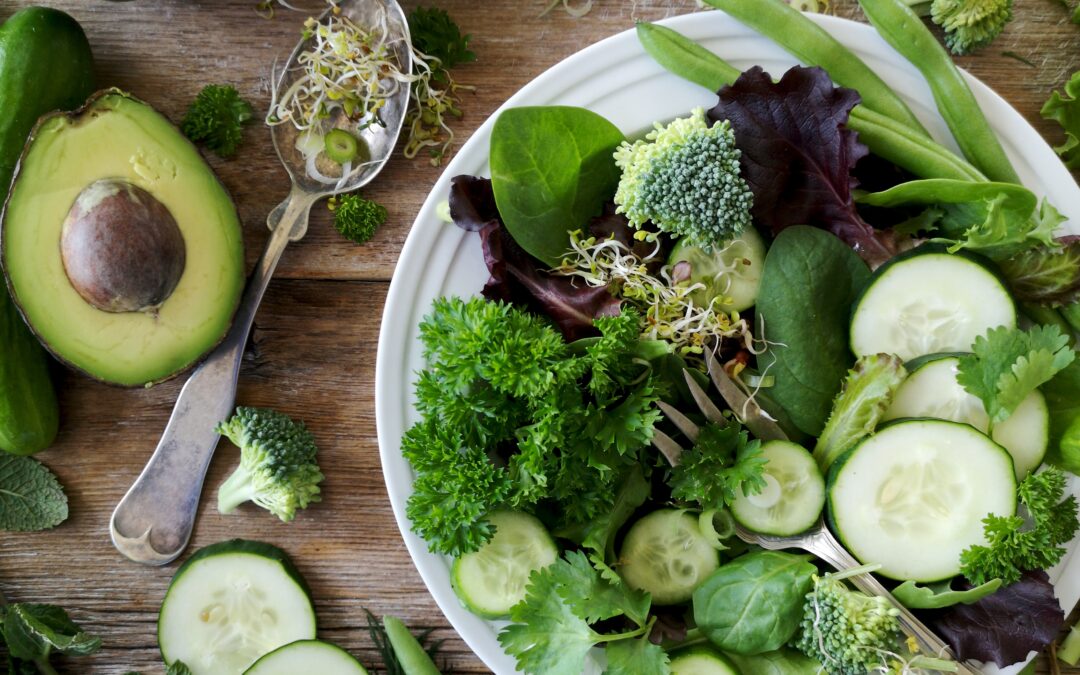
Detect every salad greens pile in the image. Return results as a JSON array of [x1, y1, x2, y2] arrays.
[[399, 0, 1080, 673]]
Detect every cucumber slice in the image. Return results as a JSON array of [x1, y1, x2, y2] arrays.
[[731, 440, 824, 536], [669, 646, 741, 675], [619, 508, 720, 605], [451, 510, 558, 618], [244, 640, 367, 674], [883, 354, 1049, 478], [827, 419, 1016, 581], [159, 539, 317, 675], [666, 227, 766, 312], [850, 248, 1016, 361]]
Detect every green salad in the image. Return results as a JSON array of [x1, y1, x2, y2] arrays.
[[400, 1, 1080, 673]]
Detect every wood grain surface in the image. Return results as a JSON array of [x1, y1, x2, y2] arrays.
[[0, 0, 1078, 673]]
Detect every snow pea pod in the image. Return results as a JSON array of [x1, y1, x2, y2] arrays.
[[701, 0, 931, 139], [635, 22, 986, 183], [857, 0, 1020, 184]]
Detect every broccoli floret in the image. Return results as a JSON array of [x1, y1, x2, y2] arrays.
[[180, 84, 254, 158], [613, 107, 753, 250], [329, 193, 388, 244], [906, 0, 1013, 55], [216, 407, 324, 522], [794, 568, 902, 674]]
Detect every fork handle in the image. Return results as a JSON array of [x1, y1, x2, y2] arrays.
[[803, 527, 979, 674]]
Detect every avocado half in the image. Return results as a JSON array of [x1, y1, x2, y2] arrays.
[[1, 90, 245, 387]]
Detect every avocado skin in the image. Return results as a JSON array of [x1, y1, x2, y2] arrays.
[[0, 7, 92, 454]]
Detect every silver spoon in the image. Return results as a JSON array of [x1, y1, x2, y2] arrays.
[[110, 0, 412, 565]]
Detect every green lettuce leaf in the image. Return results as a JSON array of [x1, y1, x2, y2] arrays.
[[1042, 70, 1080, 169]]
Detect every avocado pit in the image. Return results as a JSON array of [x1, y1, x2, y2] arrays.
[[60, 178, 186, 313]]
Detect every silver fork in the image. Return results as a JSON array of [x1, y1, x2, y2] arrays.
[[652, 354, 980, 674]]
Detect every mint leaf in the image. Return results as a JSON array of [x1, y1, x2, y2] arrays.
[[0, 456, 67, 531], [603, 637, 670, 675], [957, 325, 1076, 424], [2, 603, 100, 660]]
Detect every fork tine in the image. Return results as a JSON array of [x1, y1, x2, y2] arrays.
[[682, 370, 726, 424], [656, 400, 700, 442], [651, 429, 684, 467]]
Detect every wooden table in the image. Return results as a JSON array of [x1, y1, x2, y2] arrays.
[[0, 0, 1077, 673]]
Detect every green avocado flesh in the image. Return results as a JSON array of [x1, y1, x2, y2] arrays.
[[2, 92, 244, 386]]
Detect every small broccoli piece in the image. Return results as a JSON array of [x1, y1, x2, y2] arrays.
[[181, 84, 254, 158], [613, 107, 753, 250], [216, 407, 324, 522], [329, 193, 388, 244], [794, 568, 902, 674], [906, 0, 1013, 55]]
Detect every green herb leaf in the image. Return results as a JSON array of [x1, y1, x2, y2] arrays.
[[893, 578, 1003, 609], [602, 636, 670, 675], [957, 325, 1076, 424], [490, 106, 625, 267], [1042, 70, 1080, 169], [1, 603, 100, 660], [668, 419, 767, 510], [167, 662, 194, 675], [0, 455, 67, 532], [960, 468, 1080, 585], [407, 7, 476, 71], [555, 551, 650, 627]]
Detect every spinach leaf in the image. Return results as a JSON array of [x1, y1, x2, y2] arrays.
[[756, 227, 871, 436], [893, 578, 1002, 609], [490, 106, 625, 267], [1041, 359, 1080, 473], [692, 550, 816, 655], [725, 648, 822, 675]]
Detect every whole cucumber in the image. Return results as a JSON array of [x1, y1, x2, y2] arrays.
[[0, 7, 94, 454]]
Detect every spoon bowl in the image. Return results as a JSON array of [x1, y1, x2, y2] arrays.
[[110, 0, 412, 565]]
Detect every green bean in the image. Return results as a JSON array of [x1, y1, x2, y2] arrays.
[[383, 615, 442, 675], [1022, 303, 1074, 337], [701, 0, 931, 139], [857, 0, 1020, 184], [635, 22, 985, 182]]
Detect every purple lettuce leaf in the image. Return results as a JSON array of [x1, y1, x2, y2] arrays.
[[708, 66, 898, 267], [999, 235, 1080, 308], [930, 570, 1064, 667], [449, 175, 621, 341]]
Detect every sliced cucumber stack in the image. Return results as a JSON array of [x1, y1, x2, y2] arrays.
[[619, 508, 720, 605], [669, 646, 741, 675], [159, 540, 317, 675], [850, 247, 1016, 362], [244, 640, 367, 674], [451, 510, 558, 618], [666, 226, 766, 312], [731, 440, 824, 536], [827, 419, 1016, 581], [884, 354, 1049, 478]]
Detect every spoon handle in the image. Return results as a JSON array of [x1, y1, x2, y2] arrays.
[[110, 187, 317, 565]]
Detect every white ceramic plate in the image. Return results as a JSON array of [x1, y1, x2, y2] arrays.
[[376, 11, 1080, 674]]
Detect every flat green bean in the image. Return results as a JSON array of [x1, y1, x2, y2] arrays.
[[857, 0, 1020, 184], [702, 0, 931, 139], [635, 22, 985, 183]]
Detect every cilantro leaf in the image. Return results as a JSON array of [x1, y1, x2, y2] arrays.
[[556, 551, 651, 627], [407, 7, 476, 72], [1, 603, 100, 661], [499, 553, 656, 675], [668, 419, 767, 510], [957, 325, 1076, 424], [1041, 70, 1080, 169], [960, 468, 1080, 585], [602, 636, 670, 675], [180, 84, 254, 158], [0, 455, 67, 532]]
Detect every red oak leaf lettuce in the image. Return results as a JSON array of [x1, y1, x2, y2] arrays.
[[930, 570, 1064, 667], [448, 175, 620, 340], [708, 66, 897, 267]]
